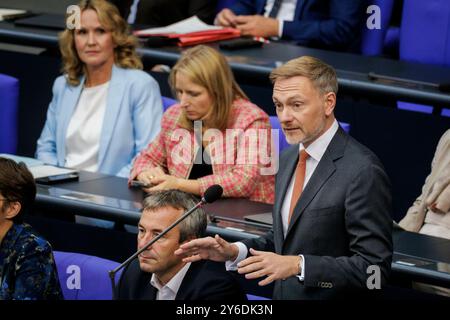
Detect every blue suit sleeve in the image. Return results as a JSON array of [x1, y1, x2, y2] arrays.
[[282, 0, 366, 48], [35, 77, 64, 166], [116, 74, 163, 178], [230, 0, 261, 15]]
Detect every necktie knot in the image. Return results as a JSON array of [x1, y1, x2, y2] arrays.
[[299, 150, 309, 163]]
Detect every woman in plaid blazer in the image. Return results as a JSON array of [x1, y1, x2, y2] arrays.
[[130, 45, 275, 204]]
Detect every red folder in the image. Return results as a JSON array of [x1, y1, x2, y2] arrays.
[[134, 28, 241, 47]]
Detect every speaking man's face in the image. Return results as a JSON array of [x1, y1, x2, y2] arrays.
[[273, 76, 335, 147]]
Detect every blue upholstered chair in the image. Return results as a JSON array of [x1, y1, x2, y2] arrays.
[[269, 116, 289, 154], [360, 0, 395, 56], [400, 0, 450, 67], [53, 251, 121, 300], [161, 96, 177, 112], [246, 294, 270, 300], [397, 0, 450, 114], [0, 73, 19, 153]]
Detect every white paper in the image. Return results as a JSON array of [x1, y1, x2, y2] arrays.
[[136, 15, 222, 35], [0, 153, 44, 167], [0, 8, 27, 21], [28, 165, 77, 179]]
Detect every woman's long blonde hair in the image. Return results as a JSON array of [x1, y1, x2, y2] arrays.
[[59, 0, 142, 86], [169, 45, 248, 131]]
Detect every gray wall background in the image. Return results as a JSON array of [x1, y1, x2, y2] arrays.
[[0, 0, 74, 14]]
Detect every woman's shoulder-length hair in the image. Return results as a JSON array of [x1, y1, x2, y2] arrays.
[[168, 45, 248, 131], [59, 0, 143, 86]]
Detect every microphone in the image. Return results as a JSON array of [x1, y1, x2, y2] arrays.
[[108, 184, 223, 298], [202, 184, 223, 204]]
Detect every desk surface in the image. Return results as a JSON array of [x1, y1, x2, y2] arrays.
[[35, 171, 273, 239], [34, 171, 450, 288], [2, 20, 450, 108]]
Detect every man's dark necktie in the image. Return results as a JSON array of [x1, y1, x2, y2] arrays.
[[268, 0, 283, 18]]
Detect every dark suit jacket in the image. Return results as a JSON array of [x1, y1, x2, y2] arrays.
[[229, 0, 366, 51], [242, 127, 393, 299], [0, 223, 62, 300], [135, 0, 217, 26], [116, 259, 247, 300]]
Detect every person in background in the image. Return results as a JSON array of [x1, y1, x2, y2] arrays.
[[400, 129, 450, 297], [176, 56, 393, 300], [130, 45, 275, 204], [36, 0, 163, 228], [128, 0, 217, 26], [215, 0, 366, 52], [116, 189, 247, 300], [36, 0, 163, 179], [0, 157, 62, 300]]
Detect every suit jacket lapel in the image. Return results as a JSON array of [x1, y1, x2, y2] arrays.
[[285, 128, 347, 238], [175, 262, 197, 300], [57, 77, 84, 166], [146, 285, 158, 300], [274, 145, 299, 245], [98, 65, 126, 169]]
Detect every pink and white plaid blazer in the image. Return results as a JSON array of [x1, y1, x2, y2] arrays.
[[131, 99, 275, 204]]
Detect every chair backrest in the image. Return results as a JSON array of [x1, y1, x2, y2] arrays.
[[161, 96, 177, 112], [269, 116, 290, 154], [400, 0, 450, 66], [360, 0, 395, 56], [339, 121, 351, 134], [53, 251, 121, 300], [0, 74, 19, 153], [246, 294, 270, 300]]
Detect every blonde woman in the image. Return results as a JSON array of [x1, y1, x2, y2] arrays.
[[36, 0, 163, 178], [131, 45, 275, 204]]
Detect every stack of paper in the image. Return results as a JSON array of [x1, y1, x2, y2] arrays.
[[28, 165, 77, 179], [0, 153, 43, 167], [0, 8, 28, 21], [134, 16, 240, 47], [0, 153, 77, 179]]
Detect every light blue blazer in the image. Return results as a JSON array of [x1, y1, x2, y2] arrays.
[[36, 65, 163, 177]]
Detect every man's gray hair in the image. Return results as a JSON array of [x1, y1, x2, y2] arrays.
[[142, 190, 207, 243]]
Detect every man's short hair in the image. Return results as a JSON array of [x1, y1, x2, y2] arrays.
[[0, 157, 36, 223], [269, 55, 338, 95], [142, 190, 207, 243]]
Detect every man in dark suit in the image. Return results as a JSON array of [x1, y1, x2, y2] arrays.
[[128, 0, 217, 26], [176, 56, 393, 299], [215, 0, 366, 51], [116, 189, 246, 300]]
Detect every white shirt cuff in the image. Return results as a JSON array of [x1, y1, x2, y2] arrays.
[[225, 242, 248, 271], [296, 254, 305, 282], [278, 20, 284, 37]]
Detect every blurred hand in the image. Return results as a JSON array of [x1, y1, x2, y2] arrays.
[[215, 8, 238, 27], [235, 15, 279, 38], [237, 248, 301, 286], [175, 234, 239, 263], [146, 174, 181, 192], [137, 167, 165, 186]]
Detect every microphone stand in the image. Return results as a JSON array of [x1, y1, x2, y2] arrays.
[[108, 199, 205, 298]]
